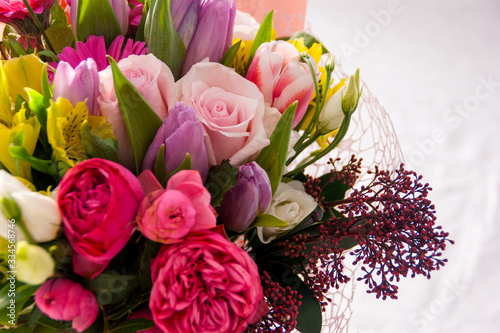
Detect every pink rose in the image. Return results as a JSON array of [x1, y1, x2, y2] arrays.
[[174, 61, 270, 166], [35, 278, 98, 333], [58, 158, 144, 279], [136, 170, 216, 243], [246, 41, 320, 128], [98, 53, 176, 169], [150, 230, 267, 333]]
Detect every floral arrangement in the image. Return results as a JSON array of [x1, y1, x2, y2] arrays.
[[0, 0, 453, 332]]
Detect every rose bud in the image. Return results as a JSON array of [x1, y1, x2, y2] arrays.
[[141, 102, 209, 181], [16, 241, 55, 285], [35, 278, 98, 332], [218, 162, 272, 233]]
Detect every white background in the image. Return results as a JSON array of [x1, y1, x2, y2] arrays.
[[306, 0, 500, 332]]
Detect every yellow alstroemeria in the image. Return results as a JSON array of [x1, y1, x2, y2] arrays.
[[0, 62, 13, 128], [47, 97, 115, 167], [0, 106, 41, 181], [1, 54, 44, 103], [289, 38, 323, 65]]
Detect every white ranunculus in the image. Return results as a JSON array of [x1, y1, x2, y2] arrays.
[[257, 181, 317, 244], [233, 10, 260, 41], [318, 85, 346, 133], [16, 241, 55, 285], [0, 170, 61, 242]]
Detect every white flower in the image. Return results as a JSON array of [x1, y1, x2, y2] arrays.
[[233, 10, 260, 41], [318, 85, 346, 133], [16, 241, 55, 285], [0, 170, 61, 242], [257, 181, 317, 244]]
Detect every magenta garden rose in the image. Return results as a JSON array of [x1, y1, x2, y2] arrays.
[[246, 40, 321, 128], [150, 229, 267, 333], [57, 158, 144, 279], [136, 170, 216, 243], [35, 278, 98, 333], [174, 61, 270, 166]]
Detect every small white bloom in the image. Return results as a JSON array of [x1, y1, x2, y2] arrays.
[[233, 10, 260, 41], [0, 170, 61, 242], [16, 241, 55, 285], [257, 181, 317, 244], [318, 85, 346, 133]]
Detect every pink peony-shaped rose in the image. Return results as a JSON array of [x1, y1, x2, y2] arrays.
[[174, 61, 270, 166], [136, 170, 216, 243], [0, 0, 53, 23], [98, 53, 176, 169], [150, 230, 267, 333], [246, 41, 321, 128], [35, 278, 98, 332], [58, 158, 144, 279]]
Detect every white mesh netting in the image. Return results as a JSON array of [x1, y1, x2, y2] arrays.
[[301, 59, 404, 333]]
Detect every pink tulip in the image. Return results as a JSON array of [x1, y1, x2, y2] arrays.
[[58, 158, 144, 279], [53, 59, 100, 115], [136, 170, 216, 244], [246, 41, 320, 128], [35, 279, 98, 332]]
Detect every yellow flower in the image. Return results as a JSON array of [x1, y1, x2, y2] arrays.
[[231, 38, 253, 76], [289, 38, 323, 65], [0, 106, 41, 181], [47, 97, 115, 167], [0, 63, 13, 128], [1, 54, 44, 103]]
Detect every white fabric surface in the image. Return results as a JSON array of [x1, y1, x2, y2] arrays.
[[305, 0, 500, 332]]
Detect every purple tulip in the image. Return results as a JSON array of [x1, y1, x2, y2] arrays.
[[53, 59, 100, 116], [141, 102, 209, 181], [218, 162, 272, 233], [171, 0, 201, 49], [181, 0, 236, 76]]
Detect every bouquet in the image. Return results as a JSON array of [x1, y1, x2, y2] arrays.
[[0, 0, 453, 332]]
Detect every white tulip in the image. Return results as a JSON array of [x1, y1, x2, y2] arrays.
[[16, 241, 55, 285], [257, 181, 317, 244], [0, 170, 61, 243]]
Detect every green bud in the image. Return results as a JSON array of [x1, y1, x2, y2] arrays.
[[325, 55, 336, 73], [342, 68, 362, 114], [16, 241, 55, 285], [1, 196, 22, 221]]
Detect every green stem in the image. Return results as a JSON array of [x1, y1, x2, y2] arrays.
[[285, 113, 352, 177], [21, 0, 56, 54]]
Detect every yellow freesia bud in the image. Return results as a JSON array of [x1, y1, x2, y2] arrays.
[[16, 241, 55, 285]]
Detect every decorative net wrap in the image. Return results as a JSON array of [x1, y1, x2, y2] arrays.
[[300, 59, 404, 332]]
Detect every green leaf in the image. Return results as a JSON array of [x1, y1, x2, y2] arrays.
[[0, 281, 39, 325], [289, 31, 330, 54], [247, 11, 274, 69], [144, 0, 186, 79], [81, 120, 119, 162], [88, 273, 140, 306], [153, 144, 167, 185], [3, 38, 28, 57], [262, 263, 322, 333], [319, 172, 351, 203], [109, 294, 148, 321], [337, 237, 358, 251], [25, 88, 47, 131], [35, 50, 59, 61], [221, 40, 241, 67], [108, 56, 163, 174], [138, 239, 162, 293], [205, 160, 238, 208], [76, 0, 122, 45], [135, 0, 149, 42], [40, 65, 52, 109], [255, 101, 297, 195], [252, 214, 288, 228], [45, 0, 75, 54], [109, 318, 155, 333]]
